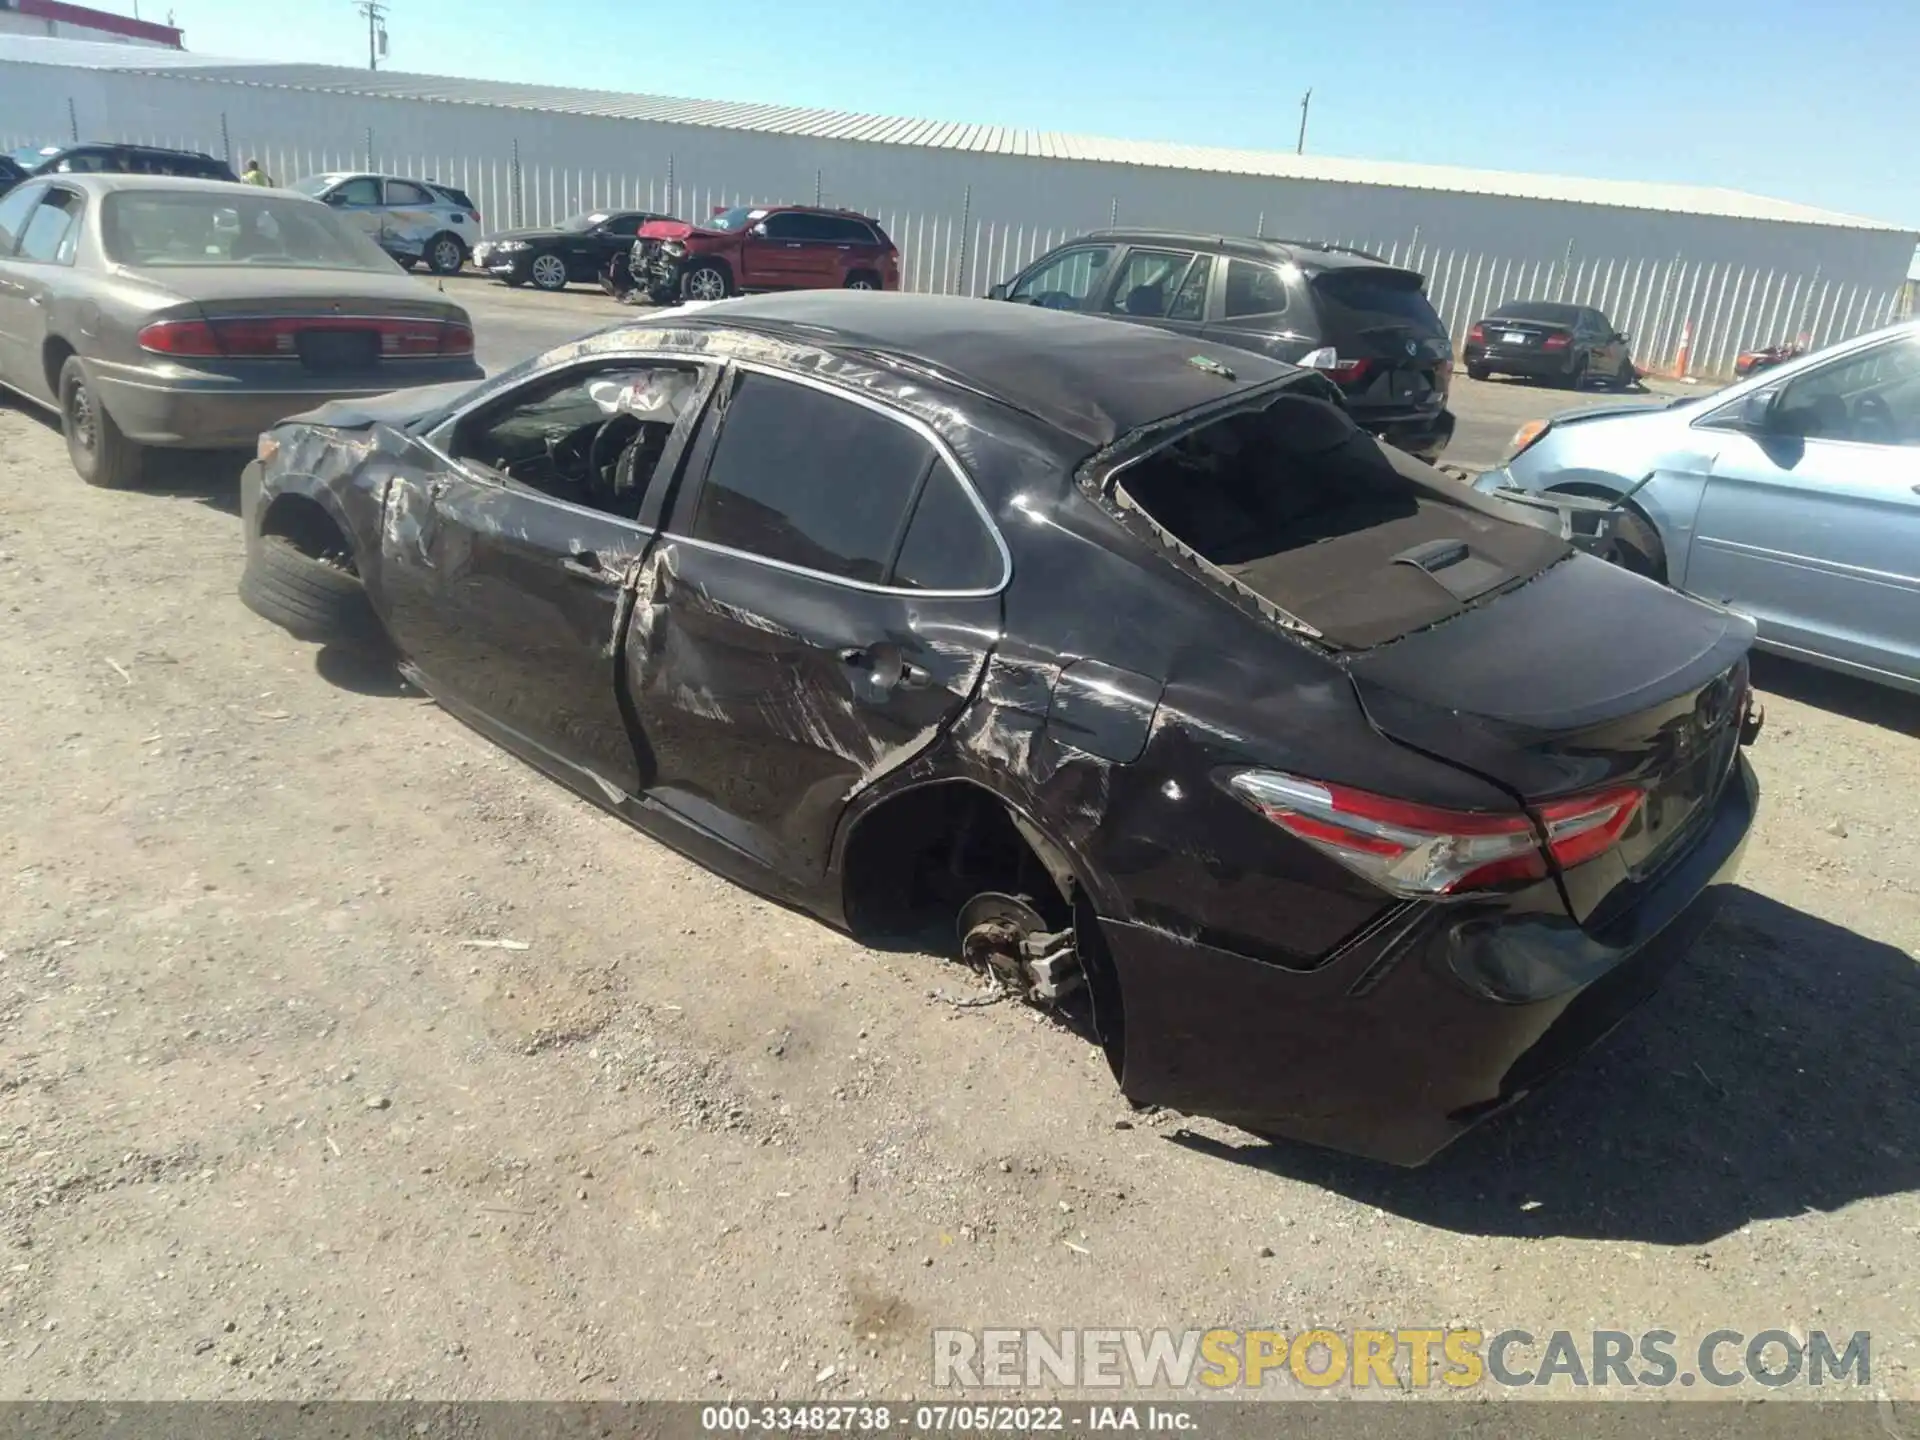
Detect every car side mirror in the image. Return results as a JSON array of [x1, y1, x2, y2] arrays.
[[1741, 388, 1785, 433], [325, 192, 348, 207], [749, 221, 768, 237], [987, 282, 1008, 301], [1615, 331, 1630, 343]]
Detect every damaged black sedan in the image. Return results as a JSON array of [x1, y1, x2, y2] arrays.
[[238, 293, 1761, 1166]]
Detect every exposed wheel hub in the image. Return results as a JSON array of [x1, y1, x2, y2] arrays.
[[956, 892, 1080, 1005]]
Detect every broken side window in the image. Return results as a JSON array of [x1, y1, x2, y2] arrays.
[[687, 372, 933, 585], [450, 363, 702, 520]]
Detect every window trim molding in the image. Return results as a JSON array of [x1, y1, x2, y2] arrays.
[[667, 359, 1013, 599]]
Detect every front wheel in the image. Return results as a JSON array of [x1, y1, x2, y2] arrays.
[[59, 356, 144, 489], [1562, 355, 1590, 390], [1615, 356, 1638, 390], [425, 234, 465, 276], [1607, 510, 1666, 582], [528, 252, 570, 291], [1466, 363, 1490, 381], [682, 262, 730, 302]]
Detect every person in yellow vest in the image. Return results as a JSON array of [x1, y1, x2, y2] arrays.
[[240, 159, 272, 187]]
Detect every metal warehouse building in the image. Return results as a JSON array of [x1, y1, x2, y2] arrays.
[[4, 34, 1913, 378]]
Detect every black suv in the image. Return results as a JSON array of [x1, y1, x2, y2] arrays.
[[993, 230, 1456, 460], [12, 142, 238, 184]]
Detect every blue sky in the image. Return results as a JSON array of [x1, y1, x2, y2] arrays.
[[147, 0, 1916, 229]]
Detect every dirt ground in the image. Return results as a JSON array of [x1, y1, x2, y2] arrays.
[[1, 306, 1917, 1404]]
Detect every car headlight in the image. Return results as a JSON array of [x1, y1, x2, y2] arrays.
[[1508, 419, 1551, 458], [662, 240, 687, 257]]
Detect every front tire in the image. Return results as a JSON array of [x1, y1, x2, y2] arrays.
[[1563, 355, 1590, 390], [1607, 510, 1666, 582], [1615, 356, 1638, 390], [425, 233, 466, 276], [238, 534, 383, 646], [682, 262, 730, 302], [529, 252, 569, 292], [59, 356, 143, 489], [1466, 363, 1490, 381]]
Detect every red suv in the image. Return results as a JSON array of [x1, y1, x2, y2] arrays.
[[633, 205, 899, 303]]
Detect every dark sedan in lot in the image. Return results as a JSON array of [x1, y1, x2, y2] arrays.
[[236, 293, 1760, 1166], [1465, 300, 1637, 388], [473, 209, 676, 291], [0, 174, 480, 487]]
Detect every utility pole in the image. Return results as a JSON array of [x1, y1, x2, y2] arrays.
[[354, 0, 389, 71], [1296, 88, 1312, 155]]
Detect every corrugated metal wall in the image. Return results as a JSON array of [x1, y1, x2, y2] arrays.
[[5, 59, 1914, 379]]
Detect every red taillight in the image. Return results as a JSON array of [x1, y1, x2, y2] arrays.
[[1300, 346, 1373, 386], [136, 319, 221, 356], [1542, 332, 1571, 351], [1225, 770, 1645, 898], [1537, 786, 1645, 871], [138, 315, 473, 359], [1467, 323, 1486, 344]]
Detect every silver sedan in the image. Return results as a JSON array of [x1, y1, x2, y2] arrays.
[[0, 173, 481, 487], [1478, 319, 1920, 694]]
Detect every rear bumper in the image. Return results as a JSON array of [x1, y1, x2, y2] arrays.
[[1465, 345, 1579, 378], [89, 358, 482, 449], [1361, 405, 1454, 461], [1104, 753, 1757, 1166]]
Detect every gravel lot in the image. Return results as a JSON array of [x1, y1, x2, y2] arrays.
[[1, 280, 1916, 1404]]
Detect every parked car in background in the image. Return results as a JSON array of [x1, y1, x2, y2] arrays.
[[632, 204, 900, 303], [237, 290, 1759, 1166], [11, 141, 239, 185], [289, 172, 481, 275], [1464, 300, 1636, 388], [0, 175, 479, 488], [990, 231, 1456, 461], [1734, 338, 1806, 378], [0, 154, 25, 197], [473, 210, 675, 291], [1477, 320, 1920, 693]]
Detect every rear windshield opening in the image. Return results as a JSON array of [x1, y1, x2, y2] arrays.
[[1309, 268, 1446, 337], [1109, 390, 1569, 649]]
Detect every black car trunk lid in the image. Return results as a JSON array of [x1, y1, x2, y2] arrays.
[[1344, 554, 1754, 926]]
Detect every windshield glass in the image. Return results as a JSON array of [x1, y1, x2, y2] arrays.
[[1491, 301, 1582, 324], [10, 145, 56, 167], [705, 206, 759, 232], [102, 191, 400, 271], [287, 175, 338, 197]]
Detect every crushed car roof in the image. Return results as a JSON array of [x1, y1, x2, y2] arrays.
[[669, 291, 1299, 448]]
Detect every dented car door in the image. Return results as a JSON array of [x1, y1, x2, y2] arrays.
[[624, 367, 1008, 878], [373, 362, 717, 801]]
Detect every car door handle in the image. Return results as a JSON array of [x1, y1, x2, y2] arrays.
[[785, 243, 803, 249], [28, 294, 44, 307], [561, 551, 620, 582], [838, 647, 932, 691]]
